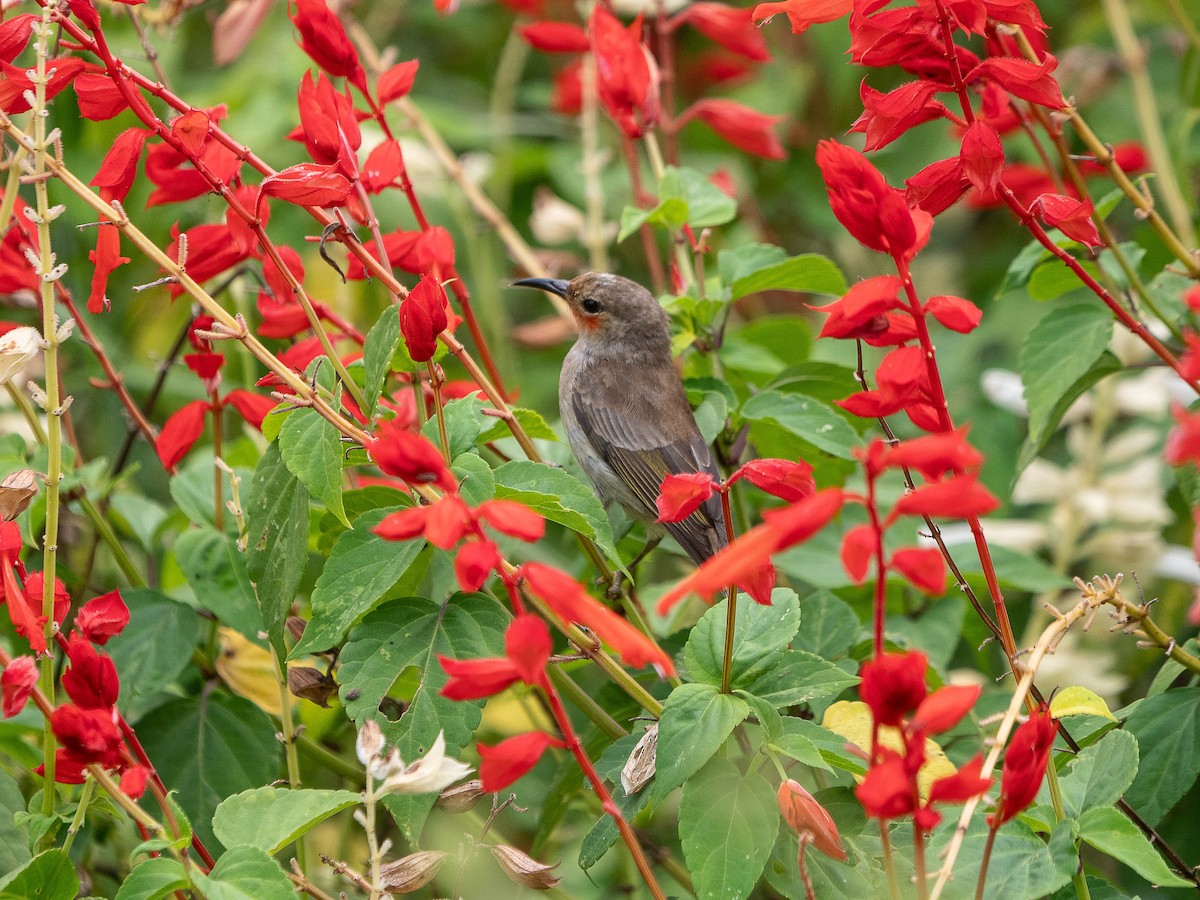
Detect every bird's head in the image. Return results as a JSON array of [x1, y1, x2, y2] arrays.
[[513, 272, 669, 343]]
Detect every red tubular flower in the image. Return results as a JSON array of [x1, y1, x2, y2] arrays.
[[910, 684, 981, 736], [259, 162, 352, 209], [891, 474, 1000, 519], [839, 524, 877, 584], [86, 219, 129, 315], [590, 6, 659, 139], [670, 3, 770, 61], [989, 707, 1057, 827], [815, 140, 926, 260], [90, 128, 152, 203], [439, 614, 552, 700], [120, 765, 150, 799], [476, 500, 545, 542], [400, 274, 450, 362], [890, 546, 947, 595], [751, 0, 851, 34], [681, 99, 785, 160], [62, 632, 120, 710], [905, 156, 968, 216], [882, 428, 982, 480], [1, 655, 37, 718], [1029, 193, 1101, 246], [859, 650, 928, 727], [519, 21, 591, 53], [734, 458, 815, 502], [1166, 406, 1200, 466], [959, 121, 1004, 198], [924, 294, 982, 333], [289, 0, 367, 90], [478, 731, 567, 792], [850, 80, 946, 152], [454, 539, 502, 591], [294, 72, 361, 177], [369, 420, 457, 492], [655, 472, 715, 523], [50, 705, 123, 766], [778, 780, 847, 861], [157, 399, 210, 473], [856, 749, 915, 819], [811, 276, 904, 340], [75, 590, 130, 646]]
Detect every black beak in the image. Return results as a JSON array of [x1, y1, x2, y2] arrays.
[[512, 277, 570, 298]]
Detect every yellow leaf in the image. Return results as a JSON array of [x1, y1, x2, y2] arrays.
[[822, 700, 957, 796], [1049, 686, 1116, 722], [215, 628, 283, 717]]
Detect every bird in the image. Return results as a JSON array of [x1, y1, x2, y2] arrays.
[[513, 272, 728, 568]]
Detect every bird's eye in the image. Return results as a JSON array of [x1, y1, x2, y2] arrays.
[[581, 297, 602, 315]]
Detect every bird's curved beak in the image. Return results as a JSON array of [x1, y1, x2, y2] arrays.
[[512, 277, 570, 298]]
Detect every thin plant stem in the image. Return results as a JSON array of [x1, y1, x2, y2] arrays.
[[719, 487, 738, 694], [975, 825, 998, 900], [580, 51, 611, 272], [913, 819, 929, 900], [878, 820, 902, 900], [273, 652, 307, 874], [427, 361, 451, 463], [211, 391, 224, 531], [546, 665, 626, 741], [61, 775, 95, 856]]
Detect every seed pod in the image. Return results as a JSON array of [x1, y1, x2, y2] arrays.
[[379, 850, 447, 893], [0, 469, 37, 521], [435, 779, 484, 813], [621, 723, 657, 795], [489, 844, 561, 890]]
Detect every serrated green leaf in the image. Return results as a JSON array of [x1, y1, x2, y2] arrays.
[[422, 396, 486, 460], [363, 304, 401, 418], [290, 505, 424, 657], [740, 391, 861, 460], [1077, 806, 1192, 887], [174, 528, 265, 643], [932, 817, 1075, 900], [683, 590, 801, 687], [618, 197, 689, 241], [794, 591, 860, 658], [452, 452, 495, 506], [743, 650, 859, 709], [190, 847, 295, 900], [492, 460, 620, 564], [654, 683, 748, 802], [730, 253, 847, 300], [661, 166, 738, 228], [136, 695, 279, 854], [245, 443, 310, 655], [213, 787, 360, 855], [1147, 638, 1200, 697], [278, 409, 345, 527], [113, 857, 188, 900], [478, 407, 559, 444], [0, 849, 78, 900], [1060, 729, 1138, 819], [338, 594, 506, 842], [679, 759, 778, 900], [717, 243, 788, 287], [1122, 687, 1200, 825]]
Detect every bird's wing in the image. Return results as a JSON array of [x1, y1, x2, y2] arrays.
[[572, 394, 728, 565]]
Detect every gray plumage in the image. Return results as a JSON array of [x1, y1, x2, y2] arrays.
[[514, 273, 728, 565]]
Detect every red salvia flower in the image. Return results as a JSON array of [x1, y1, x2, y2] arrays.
[[75, 590, 130, 646], [0, 15, 36, 65], [655, 472, 714, 523], [440, 614, 552, 700], [1028, 193, 1102, 247], [289, 0, 367, 90], [989, 707, 1057, 827], [156, 399, 210, 472], [850, 80, 947, 152], [905, 156, 968, 216], [924, 294, 983, 333], [959, 120, 1004, 198], [752, 0, 851, 34], [734, 458, 815, 502], [1, 655, 37, 718], [90, 129, 152, 203], [1165, 406, 1200, 467], [812, 276, 905, 340], [259, 162, 352, 209], [62, 632, 120, 711], [377, 60, 420, 104], [369, 420, 457, 493], [910, 684, 981, 736], [478, 731, 567, 792], [890, 546, 947, 595], [859, 650, 928, 727], [294, 72, 361, 177], [400, 274, 449, 362], [670, 3, 770, 61], [856, 748, 915, 819], [681, 98, 786, 160], [519, 21, 591, 53], [50, 704, 123, 767], [476, 500, 546, 542], [590, 6, 659, 139], [120, 765, 150, 799], [454, 538, 502, 591], [891, 474, 1000, 519], [840, 523, 877, 584]]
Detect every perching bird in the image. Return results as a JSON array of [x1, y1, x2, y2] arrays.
[[514, 273, 728, 566]]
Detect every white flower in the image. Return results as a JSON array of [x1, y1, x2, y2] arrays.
[[0, 326, 41, 386], [356, 719, 386, 767], [530, 188, 585, 246], [377, 730, 473, 796]]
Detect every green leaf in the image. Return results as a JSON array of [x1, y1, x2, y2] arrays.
[[136, 694, 279, 853], [740, 391, 861, 460], [245, 443, 311, 655], [338, 594, 506, 842], [1027, 258, 1102, 301], [0, 849, 78, 900], [190, 847, 296, 900], [1077, 806, 1192, 888], [104, 588, 199, 717], [174, 528, 265, 643], [113, 857, 189, 900], [1059, 729, 1138, 818], [290, 505, 424, 657], [422, 396, 487, 460], [718, 243, 787, 286], [730, 253, 847, 300], [278, 408, 345, 527], [794, 590, 860, 659], [618, 197, 688, 241], [170, 456, 254, 530], [933, 817, 1075, 900], [0, 767, 30, 874], [683, 589, 802, 687], [1148, 638, 1200, 697], [363, 304, 401, 418], [945, 543, 1074, 592], [1018, 299, 1118, 470], [213, 787, 360, 855], [768, 726, 828, 771], [679, 758, 778, 900], [654, 683, 748, 802], [478, 407, 559, 444], [492, 460, 620, 564], [451, 452, 496, 506], [743, 650, 860, 709], [1122, 687, 1200, 825], [110, 494, 169, 551], [661, 165, 737, 229]]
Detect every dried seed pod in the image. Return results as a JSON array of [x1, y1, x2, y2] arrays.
[[287, 666, 336, 708], [435, 778, 485, 813], [379, 849, 447, 893], [621, 723, 657, 795], [285, 615, 307, 644], [489, 844, 561, 890], [0, 469, 37, 521]]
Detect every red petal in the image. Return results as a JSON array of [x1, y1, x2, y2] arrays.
[[1, 655, 37, 718], [893, 475, 1000, 519], [75, 590, 130, 645], [840, 524, 877, 584], [157, 400, 210, 472], [478, 731, 567, 792], [959, 121, 1004, 196], [377, 60, 419, 103], [477, 500, 545, 542], [655, 472, 715, 523], [925, 294, 982, 333], [890, 546, 946, 595], [519, 21, 591, 53], [911, 684, 981, 735], [259, 162, 352, 209], [504, 614, 552, 686]]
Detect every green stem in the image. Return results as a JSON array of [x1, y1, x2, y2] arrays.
[[719, 489, 737, 694], [297, 734, 364, 783], [273, 653, 307, 873], [975, 825, 998, 900], [61, 776, 95, 856], [879, 820, 902, 900], [547, 665, 627, 741]]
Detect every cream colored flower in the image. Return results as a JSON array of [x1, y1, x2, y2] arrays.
[[0, 326, 41, 386], [376, 730, 473, 796]]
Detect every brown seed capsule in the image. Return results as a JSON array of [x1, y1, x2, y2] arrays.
[[379, 850, 447, 893], [0, 469, 37, 522], [285, 615, 307, 644], [287, 666, 336, 708], [621, 723, 657, 795], [489, 844, 561, 890], [434, 779, 484, 813]]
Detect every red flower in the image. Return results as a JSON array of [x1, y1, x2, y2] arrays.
[[75, 590, 130, 646], [655, 472, 714, 523], [906, 157, 968, 216], [400, 274, 449, 362], [890, 546, 946, 595], [440, 614, 552, 700], [61, 632, 120, 711], [812, 276, 905, 340], [454, 539, 502, 591], [156, 399, 210, 473], [86, 220, 130, 316], [959, 121, 1004, 198], [1, 655, 37, 718], [519, 21, 591, 53], [840, 523, 877, 584], [966, 55, 1065, 110], [928, 754, 990, 804], [910, 684, 981, 736], [120, 765, 150, 799], [1166, 406, 1200, 467], [856, 749, 915, 819], [990, 707, 1056, 827], [850, 80, 946, 152], [476, 500, 545, 542], [50, 704, 123, 767], [751, 0, 851, 34], [891, 474, 1000, 519], [13, 572, 70, 655], [815, 140, 927, 260], [734, 458, 815, 502], [294, 72, 361, 177], [669, 3, 770, 61], [289, 0, 367, 90], [1029, 193, 1101, 247], [521, 562, 674, 675], [259, 162, 352, 209], [778, 779, 847, 861], [369, 420, 457, 492], [924, 294, 982, 334], [377, 61, 420, 104], [478, 731, 567, 792], [882, 429, 982, 481], [859, 650, 927, 727], [90, 128, 152, 203], [681, 99, 785, 160], [590, 7, 659, 139]]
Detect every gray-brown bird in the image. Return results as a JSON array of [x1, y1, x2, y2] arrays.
[[514, 273, 728, 566]]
